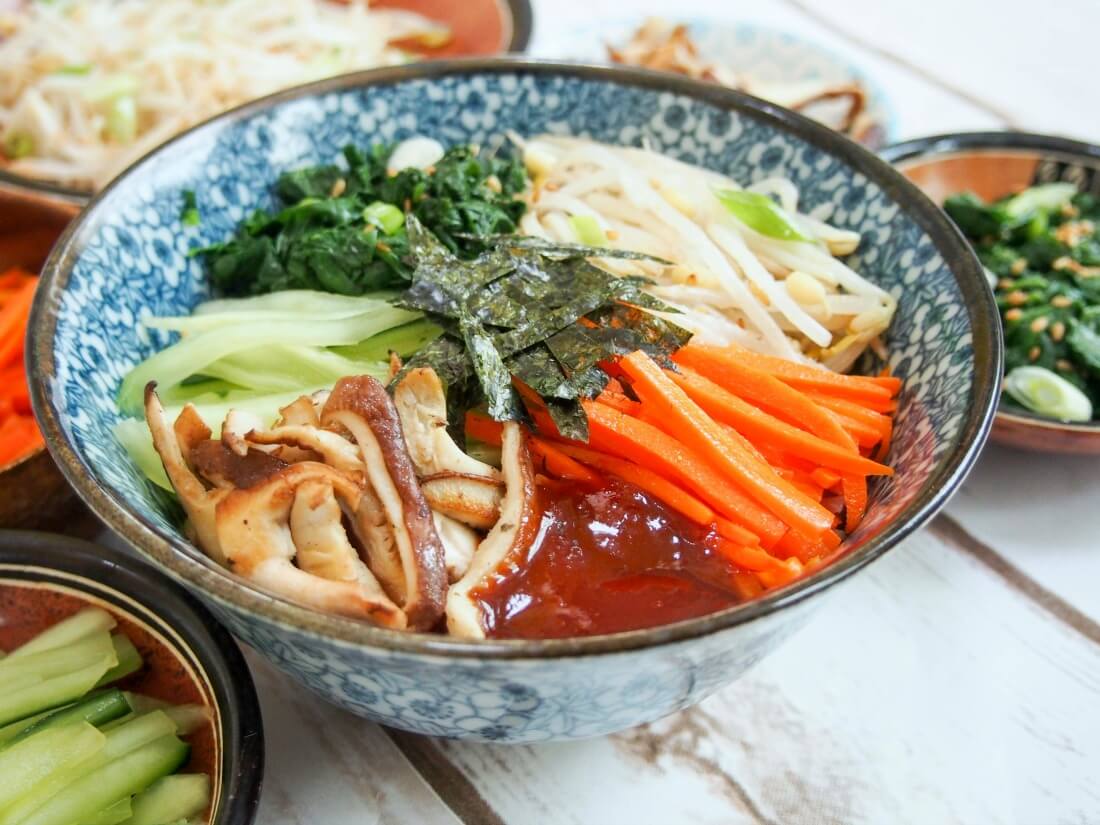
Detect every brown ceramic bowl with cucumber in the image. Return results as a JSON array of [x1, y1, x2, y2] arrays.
[[0, 530, 263, 824], [884, 131, 1100, 453]]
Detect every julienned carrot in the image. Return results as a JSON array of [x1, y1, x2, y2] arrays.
[[620, 352, 835, 539], [696, 342, 900, 400], [0, 269, 33, 290], [713, 518, 762, 548], [0, 276, 36, 368], [810, 468, 842, 491], [529, 437, 601, 484], [842, 474, 868, 532], [716, 541, 802, 587], [0, 415, 41, 465], [512, 379, 560, 436], [827, 411, 885, 449], [673, 345, 858, 452], [667, 367, 893, 478], [807, 391, 897, 421], [553, 442, 718, 527], [583, 400, 785, 547], [596, 388, 642, 416], [774, 524, 841, 563], [464, 411, 503, 446]]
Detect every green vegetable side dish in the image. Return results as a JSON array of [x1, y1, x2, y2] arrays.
[[198, 142, 527, 297], [944, 183, 1100, 421], [0, 607, 212, 825]]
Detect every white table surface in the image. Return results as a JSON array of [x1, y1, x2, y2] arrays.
[[230, 2, 1100, 823]]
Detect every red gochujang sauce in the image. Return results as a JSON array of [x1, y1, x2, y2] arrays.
[[471, 477, 749, 639]]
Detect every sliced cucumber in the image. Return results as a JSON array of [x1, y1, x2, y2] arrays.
[[81, 798, 133, 825], [123, 696, 210, 736], [0, 655, 115, 726], [6, 690, 130, 747], [17, 734, 189, 825], [0, 632, 116, 687], [123, 774, 211, 825], [0, 722, 105, 809], [0, 712, 178, 825], [0, 710, 55, 745], [5, 609, 116, 661], [95, 636, 143, 688]]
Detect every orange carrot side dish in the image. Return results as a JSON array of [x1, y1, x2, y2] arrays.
[[466, 346, 900, 594], [0, 269, 42, 466]]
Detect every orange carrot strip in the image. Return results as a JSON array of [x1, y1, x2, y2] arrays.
[[554, 442, 719, 527], [583, 400, 783, 546], [690, 342, 898, 401], [807, 393, 895, 430], [512, 379, 561, 436], [596, 389, 642, 416], [714, 518, 764, 548], [875, 416, 894, 461], [674, 345, 857, 450], [464, 411, 503, 446], [0, 277, 36, 369], [0, 269, 33, 290], [530, 437, 601, 484], [0, 414, 40, 466], [620, 351, 835, 538], [842, 474, 868, 532], [668, 368, 893, 477], [810, 468, 842, 490], [716, 540, 802, 587]]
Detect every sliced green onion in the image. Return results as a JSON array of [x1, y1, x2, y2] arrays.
[[362, 201, 406, 235], [1003, 182, 1077, 219], [3, 131, 35, 160], [1004, 366, 1092, 421], [714, 188, 812, 242], [569, 214, 607, 247], [83, 73, 139, 104], [106, 95, 137, 144], [55, 63, 92, 76]]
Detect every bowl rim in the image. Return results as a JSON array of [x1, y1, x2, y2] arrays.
[[0, 529, 264, 825], [0, 0, 534, 205], [29, 57, 1002, 660], [881, 129, 1100, 435]]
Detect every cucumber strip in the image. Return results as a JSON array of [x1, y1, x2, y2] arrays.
[[6, 690, 130, 747], [192, 289, 397, 316], [122, 697, 210, 737], [0, 632, 115, 686], [146, 306, 379, 334], [0, 712, 178, 825], [0, 710, 55, 745], [95, 637, 143, 688], [6, 609, 116, 661], [123, 774, 211, 825], [0, 655, 115, 726], [0, 723, 105, 809], [16, 735, 189, 825], [331, 318, 442, 362], [202, 344, 386, 393], [81, 798, 132, 825], [117, 306, 418, 414], [97, 713, 137, 733]]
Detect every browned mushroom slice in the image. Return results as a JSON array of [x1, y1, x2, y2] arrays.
[[189, 439, 289, 490], [322, 375, 448, 631], [393, 367, 503, 529], [276, 395, 321, 428], [446, 423, 540, 639], [221, 409, 265, 457], [215, 462, 402, 623], [145, 385, 231, 565], [290, 479, 405, 629]]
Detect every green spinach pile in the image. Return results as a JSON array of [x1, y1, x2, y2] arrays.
[[199, 142, 527, 296], [946, 183, 1100, 418]]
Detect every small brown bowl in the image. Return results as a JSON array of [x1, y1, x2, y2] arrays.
[[0, 185, 80, 525], [883, 131, 1100, 454]]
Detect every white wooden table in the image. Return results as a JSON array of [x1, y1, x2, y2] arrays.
[[245, 2, 1100, 822]]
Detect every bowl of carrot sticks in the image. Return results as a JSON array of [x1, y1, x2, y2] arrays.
[[0, 188, 79, 527]]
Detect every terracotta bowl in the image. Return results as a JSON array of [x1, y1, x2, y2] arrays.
[[0, 530, 264, 823], [0, 0, 532, 209], [0, 188, 80, 527], [883, 131, 1100, 453]]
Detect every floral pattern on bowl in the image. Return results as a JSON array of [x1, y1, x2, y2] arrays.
[[29, 61, 999, 742]]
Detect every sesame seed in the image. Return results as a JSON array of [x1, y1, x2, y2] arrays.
[[1051, 321, 1066, 342], [1030, 316, 1050, 333], [1010, 258, 1027, 275], [1029, 346, 1041, 362], [1051, 295, 1073, 308], [998, 278, 1016, 290], [1004, 308, 1023, 322], [1053, 256, 1074, 271], [1006, 290, 1029, 306], [1057, 359, 1073, 371]]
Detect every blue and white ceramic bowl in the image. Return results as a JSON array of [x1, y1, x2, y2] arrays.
[[29, 60, 1000, 743]]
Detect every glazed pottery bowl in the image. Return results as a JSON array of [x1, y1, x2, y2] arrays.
[[0, 186, 81, 527], [883, 131, 1100, 453], [0, 530, 263, 821], [535, 18, 896, 148], [0, 0, 532, 206], [30, 60, 999, 742]]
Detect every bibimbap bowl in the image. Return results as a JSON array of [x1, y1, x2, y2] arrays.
[[29, 60, 1000, 742]]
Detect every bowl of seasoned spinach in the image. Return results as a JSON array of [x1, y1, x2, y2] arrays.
[[884, 131, 1100, 453]]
